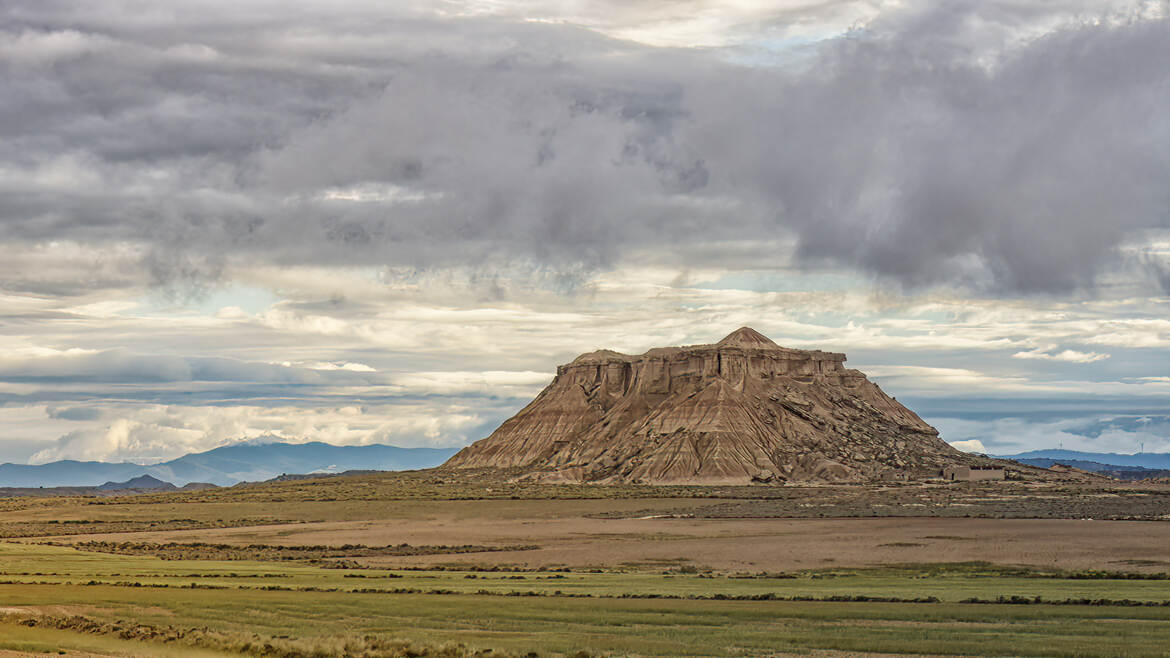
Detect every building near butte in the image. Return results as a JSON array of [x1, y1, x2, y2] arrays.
[[944, 465, 1006, 481], [445, 327, 987, 484]]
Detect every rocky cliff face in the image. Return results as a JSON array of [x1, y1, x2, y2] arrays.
[[444, 327, 971, 484]]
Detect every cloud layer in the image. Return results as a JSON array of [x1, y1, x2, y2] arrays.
[[3, 0, 1168, 296], [2, 1, 1169, 463]]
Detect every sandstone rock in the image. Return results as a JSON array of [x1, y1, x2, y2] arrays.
[[443, 327, 972, 484]]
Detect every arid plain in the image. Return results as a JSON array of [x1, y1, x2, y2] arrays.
[[4, 471, 1170, 656]]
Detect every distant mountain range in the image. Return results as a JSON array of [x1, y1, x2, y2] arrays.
[[9, 444, 1166, 489], [997, 449, 1170, 479], [997, 449, 1170, 470], [0, 441, 458, 487]]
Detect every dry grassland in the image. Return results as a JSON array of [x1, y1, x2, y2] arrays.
[[3, 470, 1170, 655], [19, 491, 1170, 573]]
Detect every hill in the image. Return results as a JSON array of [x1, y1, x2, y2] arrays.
[[444, 327, 976, 484], [96, 474, 178, 491]]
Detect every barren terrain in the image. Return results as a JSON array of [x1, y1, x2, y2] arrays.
[[4, 471, 1170, 655], [33, 500, 1170, 573]]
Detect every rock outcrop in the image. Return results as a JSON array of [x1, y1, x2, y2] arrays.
[[444, 327, 971, 484]]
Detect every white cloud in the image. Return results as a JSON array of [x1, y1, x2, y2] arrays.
[[3, 248, 1170, 463], [388, 370, 551, 396], [948, 439, 988, 454], [863, 365, 1036, 393], [930, 415, 1170, 456], [27, 402, 489, 464], [1012, 347, 1110, 363], [293, 361, 377, 373], [310, 183, 435, 204]]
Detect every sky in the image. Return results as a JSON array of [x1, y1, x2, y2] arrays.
[[1, 0, 1169, 465]]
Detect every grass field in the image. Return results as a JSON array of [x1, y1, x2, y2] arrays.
[[5, 543, 1170, 604], [5, 581, 1170, 656], [3, 542, 1170, 656], [3, 472, 1170, 655]]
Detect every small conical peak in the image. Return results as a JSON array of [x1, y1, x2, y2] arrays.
[[715, 327, 779, 349]]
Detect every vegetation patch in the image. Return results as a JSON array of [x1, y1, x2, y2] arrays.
[[2, 613, 519, 658], [60, 540, 539, 562], [960, 595, 1170, 606], [0, 518, 299, 538]]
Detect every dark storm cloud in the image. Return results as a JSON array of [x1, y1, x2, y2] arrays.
[[2, 0, 1168, 293]]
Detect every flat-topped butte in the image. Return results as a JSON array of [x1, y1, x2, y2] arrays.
[[446, 327, 975, 485]]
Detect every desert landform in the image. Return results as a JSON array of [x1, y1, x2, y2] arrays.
[[447, 327, 969, 484], [1, 329, 1169, 656]]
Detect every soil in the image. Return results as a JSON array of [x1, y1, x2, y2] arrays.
[[36, 493, 1170, 574]]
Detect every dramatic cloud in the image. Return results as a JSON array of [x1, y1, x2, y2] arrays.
[[1, 0, 1168, 463], [2, 0, 1168, 296]]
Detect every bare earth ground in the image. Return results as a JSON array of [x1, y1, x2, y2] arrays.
[[37, 497, 1170, 573], [7, 475, 1170, 656], [0, 649, 146, 658]]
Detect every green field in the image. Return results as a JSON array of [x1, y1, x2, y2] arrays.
[[4, 542, 1170, 656], [4, 473, 1170, 655]]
